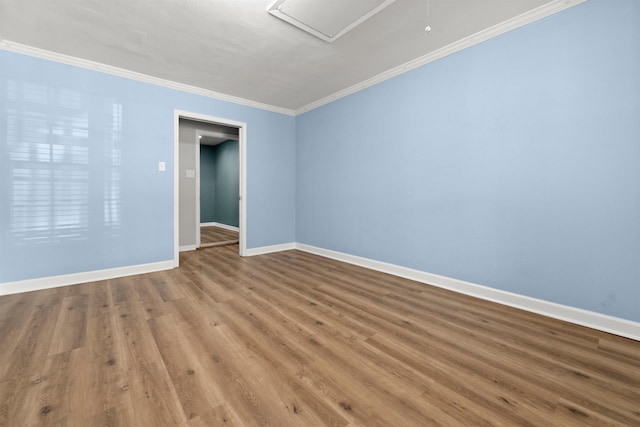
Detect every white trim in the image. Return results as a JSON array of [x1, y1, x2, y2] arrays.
[[175, 111, 247, 260], [179, 245, 197, 252], [201, 222, 240, 232], [267, 0, 398, 43], [238, 125, 247, 257], [0, 40, 295, 116], [0, 261, 174, 296], [294, 0, 587, 115], [173, 114, 181, 267], [195, 129, 202, 249], [295, 243, 640, 342], [244, 243, 297, 257], [0, 0, 584, 117], [3, 239, 636, 340]]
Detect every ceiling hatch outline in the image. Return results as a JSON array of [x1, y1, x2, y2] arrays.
[[267, 0, 399, 43]]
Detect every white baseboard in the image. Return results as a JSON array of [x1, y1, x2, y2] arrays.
[[295, 244, 640, 341], [244, 242, 296, 257], [3, 240, 636, 341], [201, 222, 239, 232], [179, 245, 197, 252], [0, 260, 175, 296]]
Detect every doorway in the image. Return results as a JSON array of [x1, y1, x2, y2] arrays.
[[197, 130, 240, 248], [174, 110, 247, 266]]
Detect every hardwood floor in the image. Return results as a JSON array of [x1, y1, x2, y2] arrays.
[[1, 247, 638, 426], [200, 226, 239, 247]]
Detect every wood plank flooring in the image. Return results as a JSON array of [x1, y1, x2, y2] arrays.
[[1, 246, 639, 426], [200, 226, 239, 247]]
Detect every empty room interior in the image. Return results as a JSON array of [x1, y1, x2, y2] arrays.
[[0, 0, 639, 425]]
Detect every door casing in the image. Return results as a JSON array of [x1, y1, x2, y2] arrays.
[[174, 110, 247, 266]]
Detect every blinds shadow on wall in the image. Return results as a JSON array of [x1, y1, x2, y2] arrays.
[[5, 80, 122, 245]]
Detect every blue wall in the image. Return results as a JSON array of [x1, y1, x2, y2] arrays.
[[1, 0, 638, 323], [200, 144, 217, 223], [200, 140, 240, 227], [296, 0, 640, 322], [0, 50, 296, 282]]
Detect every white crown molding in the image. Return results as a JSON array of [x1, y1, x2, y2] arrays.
[[295, 243, 640, 342], [0, 40, 296, 117], [0, 0, 585, 117], [0, 260, 174, 296], [244, 242, 297, 257], [295, 0, 587, 115], [0, 0, 585, 118]]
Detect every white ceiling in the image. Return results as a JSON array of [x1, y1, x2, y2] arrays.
[[0, 0, 579, 112]]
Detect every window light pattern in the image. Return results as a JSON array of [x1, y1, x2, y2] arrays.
[[5, 80, 122, 244]]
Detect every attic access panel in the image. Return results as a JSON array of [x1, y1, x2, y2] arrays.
[[267, 0, 398, 43]]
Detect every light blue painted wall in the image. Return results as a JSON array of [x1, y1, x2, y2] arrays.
[[296, 0, 640, 322], [0, 50, 296, 283]]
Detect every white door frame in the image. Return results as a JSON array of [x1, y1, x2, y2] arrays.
[[174, 110, 247, 266]]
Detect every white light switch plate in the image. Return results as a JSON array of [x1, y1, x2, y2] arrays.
[[158, 162, 166, 171], [186, 169, 195, 178]]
